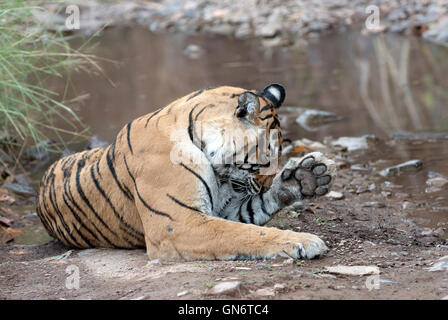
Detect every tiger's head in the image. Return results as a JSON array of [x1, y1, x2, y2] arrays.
[[194, 84, 286, 196]]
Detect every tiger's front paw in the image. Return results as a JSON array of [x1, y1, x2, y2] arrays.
[[277, 152, 336, 204], [279, 232, 328, 259]]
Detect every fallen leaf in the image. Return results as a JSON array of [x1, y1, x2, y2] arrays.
[[293, 145, 313, 156]]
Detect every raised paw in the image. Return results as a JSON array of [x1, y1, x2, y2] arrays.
[[279, 152, 336, 201]]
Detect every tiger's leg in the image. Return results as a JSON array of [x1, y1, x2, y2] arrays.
[[126, 153, 328, 261], [244, 152, 337, 225]]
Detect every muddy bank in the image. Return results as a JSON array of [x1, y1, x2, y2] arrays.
[[38, 0, 448, 47], [1, 133, 448, 299]]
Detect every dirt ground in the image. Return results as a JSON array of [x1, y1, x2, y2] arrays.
[[1, 144, 448, 299]]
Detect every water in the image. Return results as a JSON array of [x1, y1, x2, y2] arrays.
[[45, 27, 448, 241]]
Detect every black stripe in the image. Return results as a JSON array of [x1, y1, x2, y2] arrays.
[[40, 189, 73, 247], [260, 105, 271, 112], [167, 193, 203, 213], [188, 103, 200, 145], [144, 108, 162, 128], [75, 160, 125, 247], [247, 198, 255, 224], [61, 190, 96, 247], [90, 165, 144, 243], [123, 156, 173, 220], [260, 193, 269, 216], [106, 147, 133, 201], [259, 114, 273, 121], [126, 121, 134, 155], [62, 170, 103, 246], [41, 165, 76, 245], [180, 163, 214, 211], [186, 89, 204, 101], [47, 173, 84, 248], [236, 202, 244, 223]]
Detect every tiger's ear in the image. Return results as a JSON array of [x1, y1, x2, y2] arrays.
[[235, 91, 260, 120], [261, 84, 285, 108]]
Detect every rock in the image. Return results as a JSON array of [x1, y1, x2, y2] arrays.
[[325, 191, 344, 200], [2, 181, 36, 197], [428, 256, 448, 272], [324, 265, 380, 276], [331, 135, 376, 152], [442, 295, 448, 300], [379, 160, 423, 177], [425, 186, 443, 193], [273, 283, 286, 291], [13, 174, 30, 186], [86, 135, 109, 150], [61, 149, 76, 158], [296, 109, 341, 131], [0, 149, 14, 164], [433, 227, 446, 238], [147, 259, 161, 265], [209, 281, 241, 295], [23, 140, 52, 161], [362, 201, 385, 208], [183, 44, 202, 59], [254, 288, 275, 297], [25, 213, 39, 221], [426, 177, 448, 188], [177, 290, 188, 297], [393, 131, 448, 140]]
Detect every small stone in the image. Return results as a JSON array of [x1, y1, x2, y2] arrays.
[[426, 177, 448, 188], [86, 135, 109, 150], [234, 267, 251, 270], [183, 44, 202, 59], [3, 182, 36, 197], [325, 191, 344, 200], [324, 265, 380, 276], [274, 283, 286, 291], [362, 201, 385, 208], [254, 288, 275, 297], [427, 255, 448, 272], [331, 135, 376, 152], [209, 281, 241, 295], [295, 109, 341, 131], [177, 290, 188, 297], [147, 259, 161, 265], [379, 160, 423, 177]]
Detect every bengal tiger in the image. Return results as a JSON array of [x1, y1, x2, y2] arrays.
[[36, 84, 336, 261]]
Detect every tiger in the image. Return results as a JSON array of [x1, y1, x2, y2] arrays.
[[36, 84, 336, 261]]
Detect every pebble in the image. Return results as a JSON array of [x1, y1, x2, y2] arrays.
[[254, 288, 275, 297], [177, 290, 188, 297], [325, 191, 344, 200], [296, 109, 341, 131], [379, 160, 423, 177], [426, 177, 448, 188], [362, 202, 386, 208], [209, 281, 241, 295], [324, 265, 380, 276], [86, 135, 109, 150], [331, 135, 376, 152], [427, 255, 448, 272], [3, 182, 36, 197]]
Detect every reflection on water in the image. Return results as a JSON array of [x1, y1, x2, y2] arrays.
[[51, 27, 448, 141], [46, 27, 448, 237]]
